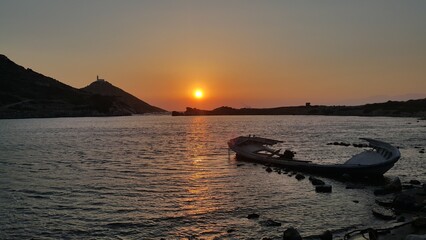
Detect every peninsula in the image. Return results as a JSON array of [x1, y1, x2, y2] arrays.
[[172, 99, 426, 118], [0, 54, 166, 119]]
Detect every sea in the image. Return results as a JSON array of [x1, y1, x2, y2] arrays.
[[0, 115, 425, 239]]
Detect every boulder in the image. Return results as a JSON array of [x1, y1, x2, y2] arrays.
[[374, 177, 402, 195], [265, 167, 273, 173], [319, 230, 333, 240], [283, 227, 302, 240], [393, 193, 421, 211], [316, 184, 332, 193]]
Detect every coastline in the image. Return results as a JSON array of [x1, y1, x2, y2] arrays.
[[172, 99, 426, 119]]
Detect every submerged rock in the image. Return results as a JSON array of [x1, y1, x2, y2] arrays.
[[346, 183, 365, 189], [403, 184, 416, 190], [316, 184, 332, 193], [283, 227, 302, 240], [372, 206, 395, 220], [309, 176, 325, 186], [259, 219, 281, 227], [375, 197, 394, 207], [405, 234, 426, 240], [397, 216, 406, 222], [410, 180, 421, 185], [247, 213, 260, 219]]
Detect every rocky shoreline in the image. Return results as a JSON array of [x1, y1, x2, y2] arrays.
[[262, 173, 426, 240], [245, 169, 426, 240]]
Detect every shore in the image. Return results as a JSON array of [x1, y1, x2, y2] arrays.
[[291, 178, 426, 240]]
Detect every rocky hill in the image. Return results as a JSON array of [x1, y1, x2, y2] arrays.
[[81, 79, 165, 114], [0, 54, 164, 119]]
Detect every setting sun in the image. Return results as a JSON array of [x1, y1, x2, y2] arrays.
[[194, 89, 203, 99]]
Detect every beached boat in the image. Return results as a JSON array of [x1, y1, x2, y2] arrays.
[[227, 136, 401, 177]]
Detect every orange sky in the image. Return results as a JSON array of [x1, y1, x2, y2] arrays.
[[1, 1, 425, 111]]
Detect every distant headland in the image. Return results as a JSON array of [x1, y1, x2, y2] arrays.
[[0, 54, 166, 119], [172, 99, 426, 118]]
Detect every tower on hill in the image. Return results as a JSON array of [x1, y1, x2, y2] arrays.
[[96, 75, 105, 82]]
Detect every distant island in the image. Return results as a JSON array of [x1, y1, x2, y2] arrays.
[[172, 99, 426, 118], [0, 54, 166, 119]]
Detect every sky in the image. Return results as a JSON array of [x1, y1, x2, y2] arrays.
[[1, 1, 425, 111]]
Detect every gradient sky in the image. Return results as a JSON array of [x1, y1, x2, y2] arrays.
[[1, 1, 425, 111]]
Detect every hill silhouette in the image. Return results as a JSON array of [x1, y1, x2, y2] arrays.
[[173, 99, 426, 118], [0, 54, 164, 119], [82, 79, 165, 114]]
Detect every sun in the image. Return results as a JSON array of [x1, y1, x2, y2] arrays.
[[194, 89, 203, 99]]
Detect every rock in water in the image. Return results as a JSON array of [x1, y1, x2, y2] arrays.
[[265, 167, 273, 173], [393, 192, 420, 211], [410, 180, 421, 185], [309, 176, 325, 186], [316, 184, 332, 193], [295, 174, 305, 180], [247, 213, 260, 219], [260, 219, 281, 227], [283, 227, 302, 240], [372, 206, 395, 220], [374, 177, 402, 195]]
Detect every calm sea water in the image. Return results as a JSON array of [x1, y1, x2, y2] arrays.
[[0, 115, 425, 239]]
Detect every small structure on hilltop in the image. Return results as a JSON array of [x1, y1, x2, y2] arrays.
[[96, 75, 106, 82]]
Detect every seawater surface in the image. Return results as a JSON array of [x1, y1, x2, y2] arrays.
[[0, 115, 425, 239]]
